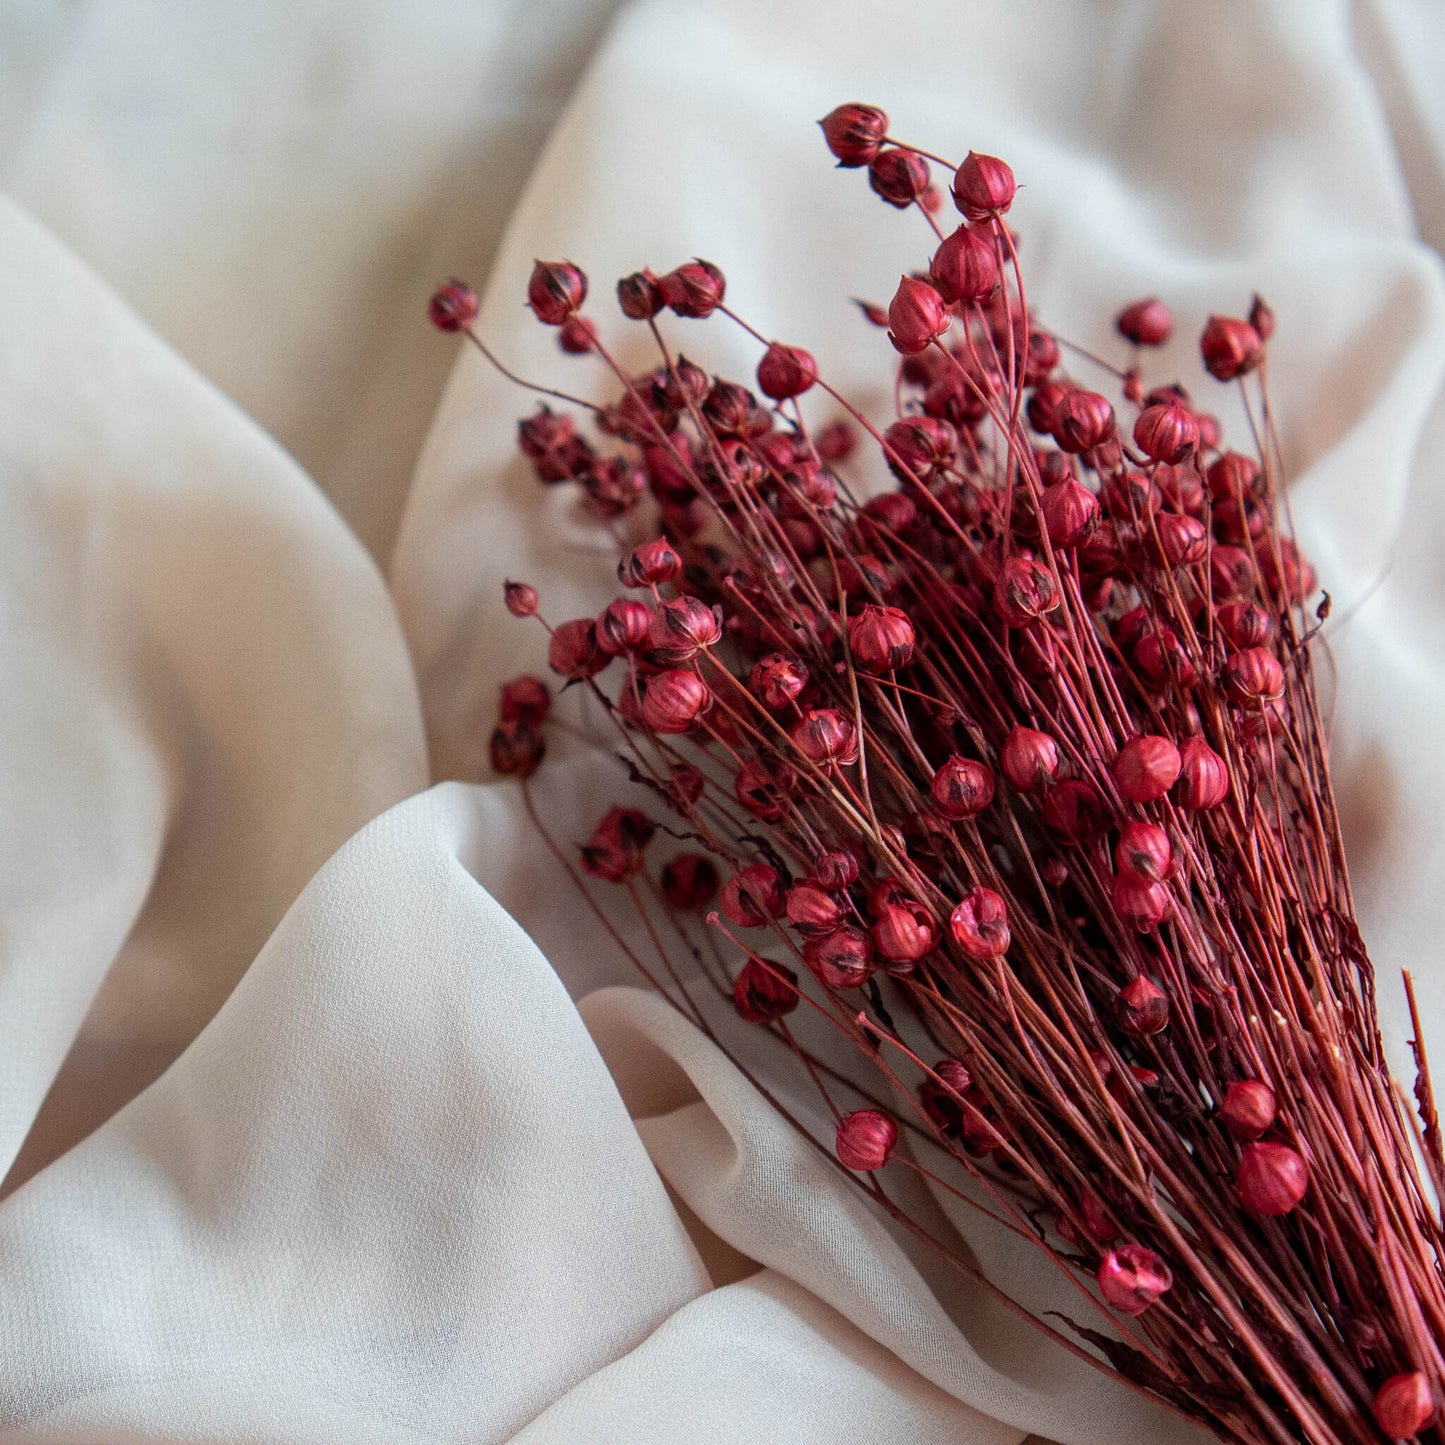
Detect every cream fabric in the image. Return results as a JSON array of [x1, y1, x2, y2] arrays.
[[1, 0, 1444, 1441]]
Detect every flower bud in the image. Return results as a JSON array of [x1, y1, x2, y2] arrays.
[[1097, 1244, 1172, 1315], [1200, 314, 1263, 381], [931, 756, 995, 820], [1133, 401, 1199, 464], [887, 275, 951, 355], [805, 925, 874, 988], [1236, 1140, 1308, 1216], [503, 580, 539, 618], [1116, 821, 1172, 884], [580, 807, 655, 882], [500, 675, 550, 727], [721, 863, 785, 927], [949, 886, 1010, 960], [1002, 727, 1060, 792], [642, 669, 711, 734], [819, 102, 889, 167], [650, 596, 722, 660], [952, 151, 1016, 222], [733, 956, 798, 1023], [1116, 297, 1173, 346], [849, 604, 915, 671], [596, 598, 653, 655], [1041, 477, 1099, 548], [618, 538, 681, 588], [872, 900, 938, 969], [1116, 975, 1170, 1035], [1051, 389, 1116, 453], [1224, 647, 1285, 706], [617, 270, 663, 320], [1175, 737, 1230, 810], [931, 225, 999, 304], [1220, 1080, 1276, 1140], [1374, 1373, 1437, 1439], [791, 708, 860, 768], [836, 1109, 898, 1170], [659, 259, 726, 319], [548, 618, 607, 680], [428, 279, 478, 332], [490, 720, 545, 778], [527, 260, 587, 325], [1043, 780, 1109, 843], [662, 853, 720, 911], [994, 557, 1059, 627], [868, 147, 930, 207], [1112, 735, 1181, 803], [1216, 600, 1272, 650]]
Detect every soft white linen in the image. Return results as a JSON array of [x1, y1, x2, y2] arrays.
[[1, 0, 1444, 1441]]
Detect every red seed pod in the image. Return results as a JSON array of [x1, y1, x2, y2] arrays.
[[735, 758, 798, 819], [919, 1058, 973, 1134], [887, 275, 952, 355], [1051, 389, 1116, 454], [1116, 975, 1170, 1036], [580, 807, 655, 882], [1155, 462, 1207, 517], [994, 557, 1059, 627], [1041, 477, 1099, 548], [489, 720, 545, 778], [1116, 821, 1173, 884], [527, 260, 588, 326], [650, 596, 722, 660], [1113, 873, 1171, 932], [642, 669, 711, 734], [952, 151, 1017, 222], [1236, 1140, 1309, 1216], [749, 653, 809, 710], [1135, 628, 1197, 689], [1133, 401, 1200, 465], [617, 270, 663, 320], [733, 956, 799, 1023], [949, 886, 1011, 960], [503, 579, 540, 618], [931, 224, 999, 304], [1098, 1245, 1173, 1316], [665, 765, 705, 813], [659, 259, 727, 319], [1209, 544, 1256, 600], [817, 419, 857, 461], [819, 102, 889, 167], [558, 315, 597, 354], [1175, 737, 1230, 810], [1079, 1189, 1119, 1245], [1220, 1080, 1276, 1140], [931, 756, 996, 820], [805, 925, 874, 988], [872, 900, 938, 970], [786, 881, 845, 937], [1224, 647, 1285, 706], [757, 342, 819, 400], [1001, 726, 1061, 792], [721, 863, 785, 928], [595, 598, 653, 655], [868, 146, 931, 207], [1212, 495, 1267, 546], [1200, 314, 1263, 381], [661, 853, 720, 911], [1027, 381, 1067, 435], [791, 708, 860, 768], [1249, 293, 1277, 342], [618, 538, 681, 588], [1112, 735, 1182, 804], [548, 619, 607, 680], [517, 407, 576, 458], [883, 415, 957, 482], [1216, 600, 1273, 650], [1259, 537, 1316, 605], [1206, 451, 1261, 502], [428, 278, 479, 332], [849, 604, 916, 671], [1043, 780, 1109, 843], [812, 849, 860, 890], [1156, 513, 1209, 568], [1116, 297, 1173, 347], [835, 1109, 898, 1171], [1374, 1373, 1437, 1439], [500, 675, 551, 727]]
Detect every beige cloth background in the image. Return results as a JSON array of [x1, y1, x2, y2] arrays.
[[0, 0, 1443, 1440]]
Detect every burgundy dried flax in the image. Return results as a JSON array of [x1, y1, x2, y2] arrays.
[[439, 102, 1445, 1444]]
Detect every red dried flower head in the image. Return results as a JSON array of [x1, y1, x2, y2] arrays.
[[659, 259, 727, 319], [1051, 389, 1116, 453], [1135, 627, 1197, 689], [1157, 513, 1208, 568], [1200, 314, 1263, 380], [733, 956, 799, 1023], [1133, 401, 1199, 464], [661, 853, 720, 911], [887, 275, 951, 355], [503, 579, 539, 618], [618, 538, 682, 589], [1116, 821, 1173, 884], [617, 269, 663, 320], [872, 900, 938, 969], [1098, 1245, 1173, 1316], [428, 279, 479, 332], [805, 925, 874, 988], [595, 597, 653, 655], [952, 151, 1016, 222], [548, 618, 607, 680], [949, 885, 1010, 960], [786, 881, 845, 937], [580, 807, 655, 882], [1043, 779, 1109, 843], [721, 863, 785, 928], [1216, 600, 1272, 650], [1206, 451, 1261, 501], [817, 419, 857, 461], [490, 720, 545, 778], [1001, 726, 1060, 792], [527, 260, 587, 326], [931, 756, 995, 820], [641, 669, 710, 734], [559, 315, 597, 355], [812, 849, 860, 889], [836, 1108, 899, 1171], [1249, 293, 1277, 342], [1116, 297, 1173, 346], [1237, 1140, 1309, 1216], [1374, 1373, 1438, 1439], [791, 708, 859, 768], [931, 225, 999, 305], [756, 342, 818, 400], [649, 596, 722, 660], [994, 557, 1059, 627], [1112, 735, 1181, 803], [868, 147, 930, 208], [1041, 477, 1099, 548], [735, 758, 797, 820], [1221, 1080, 1276, 1141], [849, 604, 915, 671], [1224, 647, 1285, 707], [1175, 736, 1230, 810], [1209, 544, 1256, 599], [749, 653, 808, 710], [1116, 975, 1170, 1034], [883, 415, 957, 482], [918, 1059, 973, 1136], [819, 102, 889, 167], [500, 675, 550, 727]]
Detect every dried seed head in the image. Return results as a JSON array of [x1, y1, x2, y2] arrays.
[[819, 102, 889, 167], [931, 755, 996, 820], [952, 151, 1017, 222], [849, 604, 916, 671], [1043, 779, 1109, 843], [1098, 1244, 1173, 1315], [1224, 647, 1286, 706], [835, 1109, 898, 1170], [888, 275, 952, 355], [1116, 975, 1170, 1035], [805, 925, 874, 988], [919, 1059, 973, 1134], [1041, 477, 1099, 548], [1133, 401, 1200, 464], [490, 720, 545, 779], [1116, 821, 1173, 884], [871, 900, 938, 970], [619, 538, 681, 588], [558, 315, 597, 354], [617, 269, 663, 320], [1216, 600, 1273, 650], [1373, 1373, 1437, 1439], [428, 278, 479, 332], [817, 419, 857, 461], [504, 580, 540, 618], [812, 849, 861, 889], [661, 853, 720, 911], [1001, 726, 1061, 792], [750, 653, 809, 710], [1112, 875, 1172, 932], [650, 596, 722, 659], [1112, 735, 1182, 803], [756, 342, 819, 400], [791, 708, 860, 768], [500, 675, 550, 727], [595, 597, 653, 655], [1115, 297, 1173, 346], [786, 881, 845, 937], [1157, 513, 1208, 568], [734, 758, 797, 821], [1200, 314, 1263, 380], [527, 260, 588, 325], [580, 807, 655, 882], [931, 224, 999, 304], [949, 885, 1011, 960], [733, 956, 799, 1023], [1079, 1189, 1119, 1244], [1236, 1140, 1309, 1216], [642, 669, 711, 733], [1221, 1080, 1276, 1140], [1135, 627, 1197, 689], [721, 863, 785, 928], [883, 415, 957, 481], [1248, 293, 1277, 342], [994, 557, 1059, 627], [1051, 388, 1116, 453], [868, 147, 931, 208], [1176, 737, 1230, 810], [548, 618, 607, 680], [659, 259, 726, 318]]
